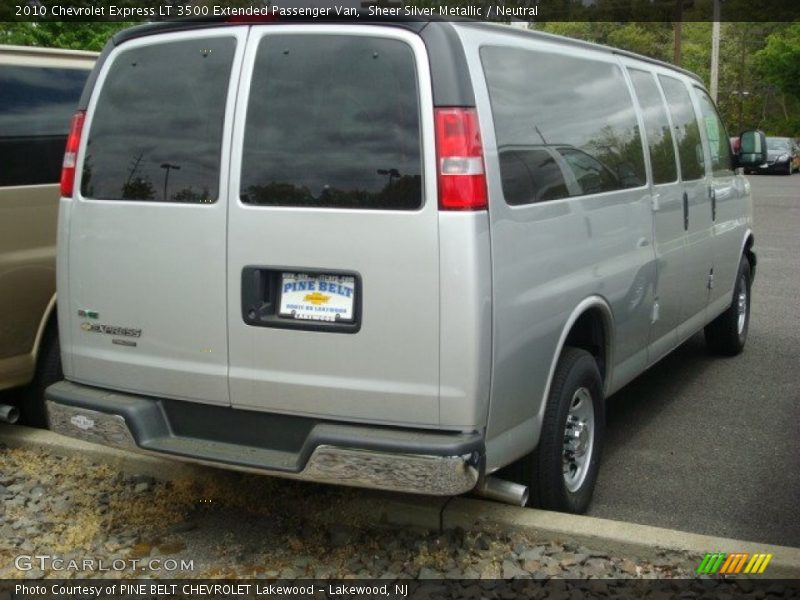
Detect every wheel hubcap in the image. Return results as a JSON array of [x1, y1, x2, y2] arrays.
[[562, 387, 595, 492], [736, 275, 748, 335]]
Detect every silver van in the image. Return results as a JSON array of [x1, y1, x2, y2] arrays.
[[45, 18, 766, 513], [0, 45, 95, 425]]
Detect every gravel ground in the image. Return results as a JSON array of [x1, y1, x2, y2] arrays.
[[0, 442, 703, 581]]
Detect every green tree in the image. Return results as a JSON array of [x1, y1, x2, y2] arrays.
[[756, 23, 800, 100], [122, 176, 156, 201], [0, 22, 129, 51]]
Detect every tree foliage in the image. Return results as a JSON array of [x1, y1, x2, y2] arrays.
[[756, 23, 800, 100], [0, 22, 129, 51]]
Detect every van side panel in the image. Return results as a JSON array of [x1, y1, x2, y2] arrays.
[[437, 212, 492, 429], [457, 26, 657, 470], [0, 186, 56, 368]]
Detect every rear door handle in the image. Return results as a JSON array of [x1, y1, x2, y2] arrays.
[[683, 191, 689, 231]]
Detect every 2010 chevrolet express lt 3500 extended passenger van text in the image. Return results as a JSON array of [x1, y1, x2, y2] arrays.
[[45, 18, 767, 513]]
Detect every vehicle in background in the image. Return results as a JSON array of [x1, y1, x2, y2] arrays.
[[748, 136, 799, 175], [45, 19, 765, 513], [0, 45, 96, 425]]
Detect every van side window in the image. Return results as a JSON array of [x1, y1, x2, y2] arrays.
[[695, 88, 734, 175], [627, 69, 678, 184], [480, 46, 646, 205], [81, 38, 236, 203], [658, 76, 705, 181], [0, 66, 89, 186], [240, 35, 422, 210]]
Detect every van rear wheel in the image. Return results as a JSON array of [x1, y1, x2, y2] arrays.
[[526, 347, 605, 514], [22, 322, 62, 427], [704, 257, 751, 356]]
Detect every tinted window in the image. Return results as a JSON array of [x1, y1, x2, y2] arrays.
[[82, 38, 235, 203], [241, 35, 422, 210], [628, 69, 678, 184], [658, 76, 705, 181], [481, 46, 645, 205], [0, 65, 90, 186], [498, 148, 569, 204], [695, 88, 733, 175]]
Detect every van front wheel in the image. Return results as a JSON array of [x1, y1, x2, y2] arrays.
[[528, 347, 604, 514]]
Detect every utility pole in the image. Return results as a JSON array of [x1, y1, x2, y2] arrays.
[[160, 163, 180, 202], [710, 0, 721, 102], [674, 0, 683, 66]]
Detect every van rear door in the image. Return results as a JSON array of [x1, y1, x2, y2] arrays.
[[64, 30, 247, 405], [226, 27, 441, 426]]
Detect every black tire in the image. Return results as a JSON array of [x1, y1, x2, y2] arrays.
[[704, 258, 751, 356], [524, 347, 605, 514], [21, 321, 62, 427]]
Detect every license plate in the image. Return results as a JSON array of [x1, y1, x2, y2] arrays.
[[278, 273, 356, 323]]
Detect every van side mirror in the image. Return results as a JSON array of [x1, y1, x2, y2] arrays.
[[735, 130, 767, 168]]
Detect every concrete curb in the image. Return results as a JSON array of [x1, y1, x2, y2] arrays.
[[441, 499, 800, 579], [3, 424, 798, 578]]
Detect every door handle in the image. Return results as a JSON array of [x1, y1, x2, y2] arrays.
[[241, 267, 279, 325], [683, 192, 689, 231], [709, 187, 716, 221]]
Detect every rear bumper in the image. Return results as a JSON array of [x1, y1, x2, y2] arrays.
[[45, 381, 482, 496]]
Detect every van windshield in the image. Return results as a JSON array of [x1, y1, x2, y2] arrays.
[[240, 35, 422, 210]]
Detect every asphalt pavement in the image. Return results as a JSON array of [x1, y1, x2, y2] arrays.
[[589, 174, 800, 548]]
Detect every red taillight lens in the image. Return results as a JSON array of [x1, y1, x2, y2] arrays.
[[434, 107, 488, 211], [60, 110, 85, 197]]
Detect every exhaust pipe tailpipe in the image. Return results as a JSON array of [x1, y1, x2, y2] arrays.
[[0, 404, 20, 424], [476, 476, 529, 507]]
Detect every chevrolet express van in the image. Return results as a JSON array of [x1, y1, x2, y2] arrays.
[[0, 45, 95, 425], [45, 18, 766, 513]]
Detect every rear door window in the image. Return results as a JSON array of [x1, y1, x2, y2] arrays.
[[240, 35, 422, 210], [0, 65, 90, 186], [81, 37, 236, 203], [481, 46, 646, 205]]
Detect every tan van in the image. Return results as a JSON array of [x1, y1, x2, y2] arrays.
[[0, 45, 95, 424]]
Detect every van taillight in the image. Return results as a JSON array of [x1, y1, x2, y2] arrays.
[[434, 107, 488, 211], [60, 110, 85, 197]]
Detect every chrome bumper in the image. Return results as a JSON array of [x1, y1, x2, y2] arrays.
[[46, 396, 479, 497]]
